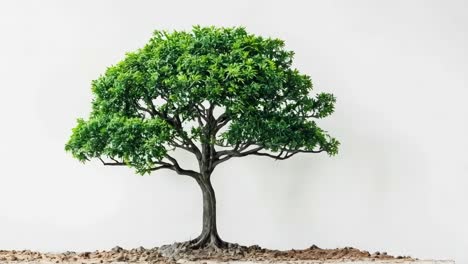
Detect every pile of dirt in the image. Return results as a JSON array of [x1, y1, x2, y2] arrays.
[[0, 244, 414, 263], [0, 247, 170, 263], [159, 242, 414, 262]]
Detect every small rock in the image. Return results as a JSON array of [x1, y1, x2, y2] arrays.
[[137, 246, 145, 252], [111, 246, 123, 253], [80, 252, 91, 258], [115, 254, 126, 261], [309, 244, 320, 250], [250, 244, 261, 250]]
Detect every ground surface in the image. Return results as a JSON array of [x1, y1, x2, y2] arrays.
[[0, 244, 451, 264]]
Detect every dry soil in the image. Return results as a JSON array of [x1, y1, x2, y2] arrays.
[[0, 243, 420, 264]]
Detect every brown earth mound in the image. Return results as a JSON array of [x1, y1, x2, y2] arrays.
[[0, 244, 414, 263], [0, 247, 168, 263], [158, 243, 414, 262]]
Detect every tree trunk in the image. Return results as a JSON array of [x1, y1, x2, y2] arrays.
[[191, 177, 225, 248]]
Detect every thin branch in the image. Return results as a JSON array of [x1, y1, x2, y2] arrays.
[[163, 154, 200, 178], [169, 139, 195, 154], [215, 142, 252, 158], [213, 147, 325, 167], [148, 107, 202, 160], [135, 104, 154, 117], [98, 156, 199, 178], [195, 104, 208, 123], [194, 106, 206, 127], [149, 164, 174, 171], [214, 112, 231, 134], [212, 145, 263, 167], [252, 149, 325, 160], [99, 157, 126, 166]]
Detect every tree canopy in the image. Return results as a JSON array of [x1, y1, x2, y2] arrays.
[[65, 26, 339, 176]]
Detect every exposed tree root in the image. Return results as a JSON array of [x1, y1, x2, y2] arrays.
[[186, 231, 228, 250]]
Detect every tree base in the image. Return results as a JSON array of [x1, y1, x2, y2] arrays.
[[185, 232, 228, 250], [158, 236, 239, 260]]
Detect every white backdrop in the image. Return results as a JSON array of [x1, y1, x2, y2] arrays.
[[0, 0, 466, 263]]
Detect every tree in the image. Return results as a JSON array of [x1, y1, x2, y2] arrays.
[[65, 26, 339, 249]]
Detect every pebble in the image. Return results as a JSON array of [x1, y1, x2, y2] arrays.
[[111, 246, 123, 253]]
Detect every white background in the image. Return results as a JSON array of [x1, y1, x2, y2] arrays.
[[0, 0, 467, 263]]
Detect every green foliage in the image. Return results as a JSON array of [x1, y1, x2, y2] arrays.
[[65, 115, 173, 174], [65, 26, 339, 175]]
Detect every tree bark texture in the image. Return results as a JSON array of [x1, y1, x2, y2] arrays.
[[190, 176, 225, 248]]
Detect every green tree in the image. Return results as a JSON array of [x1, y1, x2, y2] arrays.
[[65, 26, 339, 248]]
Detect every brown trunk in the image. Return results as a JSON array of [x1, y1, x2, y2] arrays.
[[191, 177, 225, 248]]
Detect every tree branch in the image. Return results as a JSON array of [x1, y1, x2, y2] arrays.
[[141, 99, 202, 161], [169, 139, 196, 154], [195, 104, 208, 123], [214, 112, 231, 134], [98, 156, 199, 178], [163, 154, 200, 178], [212, 147, 325, 167], [215, 142, 252, 158], [135, 104, 154, 117], [149, 164, 174, 171], [212, 145, 263, 167], [252, 149, 325, 160], [99, 157, 126, 166]]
